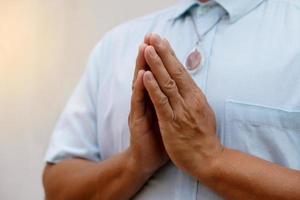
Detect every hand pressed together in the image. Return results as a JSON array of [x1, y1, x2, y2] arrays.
[[128, 33, 224, 179], [128, 42, 168, 177]]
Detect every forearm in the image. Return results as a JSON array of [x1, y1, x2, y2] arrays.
[[200, 148, 300, 200], [43, 149, 152, 200]]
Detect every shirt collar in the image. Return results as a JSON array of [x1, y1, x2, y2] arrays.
[[170, 0, 265, 23]]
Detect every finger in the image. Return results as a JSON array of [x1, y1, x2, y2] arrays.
[[131, 70, 146, 119], [143, 71, 173, 120], [144, 33, 151, 44], [144, 45, 183, 109], [149, 34, 196, 97], [132, 43, 148, 90]]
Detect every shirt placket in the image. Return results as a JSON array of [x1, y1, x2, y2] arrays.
[[189, 6, 225, 200]]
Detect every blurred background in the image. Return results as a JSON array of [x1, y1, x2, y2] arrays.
[[0, 0, 174, 199]]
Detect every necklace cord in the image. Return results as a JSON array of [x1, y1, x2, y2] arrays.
[[189, 9, 226, 45]]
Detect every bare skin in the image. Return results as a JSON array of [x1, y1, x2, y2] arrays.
[[142, 33, 300, 200], [43, 44, 168, 200]]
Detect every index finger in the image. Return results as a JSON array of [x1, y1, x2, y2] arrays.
[[132, 43, 148, 89]]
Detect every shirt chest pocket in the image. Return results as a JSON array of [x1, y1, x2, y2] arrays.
[[224, 100, 300, 170]]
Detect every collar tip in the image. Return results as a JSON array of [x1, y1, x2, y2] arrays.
[[228, 15, 240, 24]]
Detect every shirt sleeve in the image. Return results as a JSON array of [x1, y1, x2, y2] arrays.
[[44, 35, 110, 164]]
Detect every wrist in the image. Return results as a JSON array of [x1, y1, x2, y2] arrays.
[[124, 148, 156, 181], [195, 144, 226, 182]]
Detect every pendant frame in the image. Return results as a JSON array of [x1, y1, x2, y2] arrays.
[[184, 44, 205, 75]]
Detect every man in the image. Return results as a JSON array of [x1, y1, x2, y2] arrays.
[[43, 0, 300, 199]]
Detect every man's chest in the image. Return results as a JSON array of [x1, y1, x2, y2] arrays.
[[94, 17, 300, 199], [96, 18, 300, 159]]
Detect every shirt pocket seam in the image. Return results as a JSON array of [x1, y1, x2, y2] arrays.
[[227, 118, 300, 132], [225, 100, 300, 131]]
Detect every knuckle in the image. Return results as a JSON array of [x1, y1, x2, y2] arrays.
[[153, 57, 161, 66], [163, 78, 176, 91], [178, 64, 187, 74], [157, 95, 169, 106], [176, 65, 185, 76], [170, 48, 176, 57], [173, 65, 186, 78]]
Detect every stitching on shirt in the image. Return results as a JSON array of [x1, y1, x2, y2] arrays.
[[228, 118, 300, 132]]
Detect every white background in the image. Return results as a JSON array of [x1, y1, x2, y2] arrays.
[[0, 0, 174, 199]]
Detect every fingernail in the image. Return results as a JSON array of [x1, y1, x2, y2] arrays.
[[148, 46, 156, 57], [139, 44, 147, 55], [144, 33, 152, 43], [145, 71, 153, 81], [153, 34, 161, 43], [138, 69, 145, 75]]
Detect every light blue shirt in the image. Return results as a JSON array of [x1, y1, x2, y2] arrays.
[[45, 0, 300, 199]]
